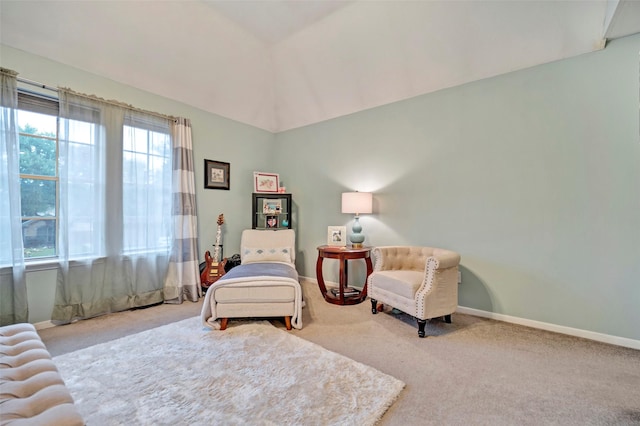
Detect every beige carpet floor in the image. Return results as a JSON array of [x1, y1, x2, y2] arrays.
[[39, 279, 640, 425]]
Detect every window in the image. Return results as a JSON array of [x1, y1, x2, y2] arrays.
[[62, 112, 100, 258], [122, 121, 172, 254], [17, 92, 59, 259], [16, 90, 173, 261]]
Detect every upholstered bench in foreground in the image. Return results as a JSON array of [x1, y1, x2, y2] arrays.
[[0, 323, 84, 426]]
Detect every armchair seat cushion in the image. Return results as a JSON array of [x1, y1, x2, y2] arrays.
[[370, 270, 422, 299]]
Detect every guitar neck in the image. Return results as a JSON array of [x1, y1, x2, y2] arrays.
[[212, 225, 222, 261]]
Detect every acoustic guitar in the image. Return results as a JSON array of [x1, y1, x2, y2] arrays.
[[201, 214, 227, 290]]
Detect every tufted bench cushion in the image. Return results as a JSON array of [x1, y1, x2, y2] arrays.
[[0, 323, 84, 426]]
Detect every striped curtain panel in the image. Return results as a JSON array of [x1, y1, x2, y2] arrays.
[[163, 118, 201, 303]]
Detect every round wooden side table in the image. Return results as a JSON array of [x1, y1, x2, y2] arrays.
[[316, 245, 373, 305]]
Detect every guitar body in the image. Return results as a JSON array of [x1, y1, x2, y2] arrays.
[[201, 214, 226, 290], [201, 250, 227, 289]]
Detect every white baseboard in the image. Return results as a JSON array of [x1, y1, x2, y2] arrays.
[[301, 275, 639, 350], [456, 306, 640, 351], [32, 278, 639, 350]]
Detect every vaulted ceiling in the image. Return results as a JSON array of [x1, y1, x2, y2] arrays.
[[1, 1, 639, 133]]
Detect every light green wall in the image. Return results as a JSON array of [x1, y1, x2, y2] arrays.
[[2, 35, 639, 342], [1, 45, 275, 323], [274, 34, 640, 341]]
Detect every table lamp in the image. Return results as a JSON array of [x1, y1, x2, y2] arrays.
[[341, 191, 373, 248]]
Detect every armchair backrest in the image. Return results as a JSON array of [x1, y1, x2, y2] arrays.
[[373, 246, 433, 271], [240, 229, 296, 264], [373, 246, 460, 272]]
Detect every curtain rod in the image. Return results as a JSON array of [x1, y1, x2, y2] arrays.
[[17, 76, 178, 122], [17, 77, 58, 92]]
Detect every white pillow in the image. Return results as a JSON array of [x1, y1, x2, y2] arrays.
[[242, 246, 292, 264]]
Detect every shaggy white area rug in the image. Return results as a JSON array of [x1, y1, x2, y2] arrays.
[[53, 316, 404, 425]]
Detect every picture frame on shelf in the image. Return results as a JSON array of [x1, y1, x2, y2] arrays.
[[253, 171, 280, 193], [266, 215, 279, 228], [327, 226, 347, 246], [263, 199, 282, 214], [204, 159, 230, 190]]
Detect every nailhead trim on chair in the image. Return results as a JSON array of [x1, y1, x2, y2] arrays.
[[415, 257, 438, 319]]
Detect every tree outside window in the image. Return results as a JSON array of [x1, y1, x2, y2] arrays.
[[18, 112, 58, 258]]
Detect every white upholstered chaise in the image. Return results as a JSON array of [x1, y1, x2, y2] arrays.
[[200, 229, 302, 330]]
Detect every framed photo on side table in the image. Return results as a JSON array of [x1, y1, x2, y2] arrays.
[[253, 171, 280, 193], [205, 159, 230, 190], [327, 226, 347, 246]]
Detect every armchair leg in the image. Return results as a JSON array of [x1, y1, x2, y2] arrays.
[[371, 299, 378, 314], [417, 319, 427, 338], [444, 314, 452, 324]]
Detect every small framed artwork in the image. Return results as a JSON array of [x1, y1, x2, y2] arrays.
[[327, 226, 347, 246], [263, 199, 282, 214], [266, 215, 279, 228], [254, 171, 280, 193], [205, 159, 230, 190]]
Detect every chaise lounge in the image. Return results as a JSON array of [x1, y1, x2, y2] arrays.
[[200, 229, 303, 331]]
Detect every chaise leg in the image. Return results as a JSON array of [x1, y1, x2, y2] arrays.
[[417, 319, 427, 338], [220, 318, 229, 330], [371, 299, 378, 314], [444, 314, 452, 324], [284, 316, 292, 330]]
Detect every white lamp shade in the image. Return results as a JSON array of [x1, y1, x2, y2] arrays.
[[341, 192, 373, 214]]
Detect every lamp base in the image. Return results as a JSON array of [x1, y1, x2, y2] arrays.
[[349, 215, 365, 248]]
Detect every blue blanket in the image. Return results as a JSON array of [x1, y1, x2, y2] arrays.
[[219, 262, 298, 282]]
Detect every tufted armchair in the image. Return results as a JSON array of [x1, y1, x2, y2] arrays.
[[368, 246, 461, 337]]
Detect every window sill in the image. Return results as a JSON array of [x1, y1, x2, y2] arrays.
[[25, 259, 58, 272], [23, 250, 170, 272]]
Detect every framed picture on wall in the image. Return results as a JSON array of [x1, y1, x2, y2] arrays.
[[205, 159, 230, 190], [327, 226, 347, 246], [253, 171, 280, 193]]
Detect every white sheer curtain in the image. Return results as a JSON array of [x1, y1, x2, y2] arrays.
[[0, 67, 27, 325], [53, 89, 173, 322], [163, 118, 201, 303]]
